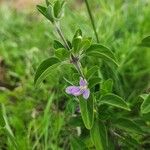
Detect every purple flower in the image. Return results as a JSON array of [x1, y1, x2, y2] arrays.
[[65, 77, 90, 100]]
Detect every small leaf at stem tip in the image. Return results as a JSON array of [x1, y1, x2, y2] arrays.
[[47, 5, 54, 23], [53, 0, 65, 19], [45, 0, 51, 6], [72, 37, 82, 54], [36, 4, 54, 23], [73, 29, 82, 39]]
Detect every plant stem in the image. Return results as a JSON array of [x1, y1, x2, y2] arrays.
[[84, 0, 99, 43], [55, 22, 71, 50], [54, 22, 85, 79], [75, 62, 85, 79]]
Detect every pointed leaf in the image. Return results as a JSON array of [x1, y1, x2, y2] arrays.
[[37, 5, 54, 22], [101, 79, 113, 95], [45, 0, 51, 6], [113, 118, 143, 134], [79, 95, 94, 129], [139, 36, 150, 47], [73, 29, 82, 39], [100, 93, 130, 111], [0, 105, 5, 127], [72, 36, 82, 54], [53, 40, 65, 49], [71, 137, 86, 150], [90, 120, 108, 150], [86, 66, 99, 80], [141, 94, 150, 114], [34, 57, 60, 87], [55, 48, 70, 61], [37, 5, 48, 19], [80, 38, 92, 54], [86, 44, 118, 67], [46, 5, 54, 22], [53, 0, 65, 19], [89, 77, 101, 89]]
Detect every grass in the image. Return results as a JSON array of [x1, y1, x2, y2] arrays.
[[0, 0, 150, 149]]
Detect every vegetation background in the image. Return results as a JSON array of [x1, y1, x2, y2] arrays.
[[0, 0, 150, 149]]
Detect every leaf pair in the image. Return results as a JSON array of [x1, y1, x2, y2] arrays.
[[72, 29, 92, 55], [37, 0, 65, 23]]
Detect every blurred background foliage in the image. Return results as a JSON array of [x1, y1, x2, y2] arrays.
[[0, 0, 150, 149]]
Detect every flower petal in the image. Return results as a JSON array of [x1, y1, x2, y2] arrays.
[[79, 77, 87, 86], [82, 89, 90, 100], [65, 86, 82, 96]]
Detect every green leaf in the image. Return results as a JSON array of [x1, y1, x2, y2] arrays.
[[86, 66, 99, 80], [86, 44, 118, 67], [2, 104, 18, 148], [139, 36, 150, 47], [90, 120, 108, 150], [86, 44, 115, 59], [46, 5, 54, 22], [55, 48, 70, 61], [45, 0, 51, 6], [121, 136, 139, 149], [80, 38, 92, 54], [37, 5, 48, 18], [71, 137, 86, 150], [72, 36, 82, 54], [73, 38, 92, 55], [34, 57, 60, 87], [0, 105, 5, 127], [53, 40, 65, 49], [113, 118, 143, 134], [100, 93, 130, 111], [69, 116, 84, 127], [79, 95, 94, 129], [37, 5, 54, 22], [72, 29, 91, 55], [73, 29, 82, 39], [53, 0, 65, 19], [140, 94, 150, 114], [89, 77, 101, 89], [101, 79, 113, 95]]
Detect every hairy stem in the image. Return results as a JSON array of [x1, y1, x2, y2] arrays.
[[55, 22, 71, 50], [75, 61, 85, 79], [84, 0, 99, 43]]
